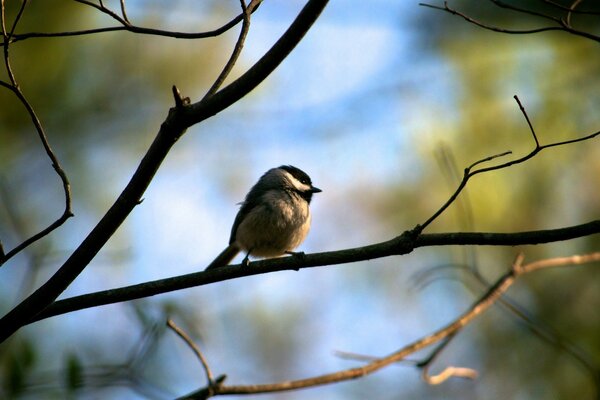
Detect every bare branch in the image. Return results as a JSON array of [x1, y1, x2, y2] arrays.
[[119, 0, 130, 25], [2, 3, 263, 46], [203, 0, 262, 99], [513, 95, 539, 147], [420, 1, 600, 42], [0, 0, 73, 266], [32, 219, 600, 322], [167, 319, 216, 386], [175, 252, 599, 398], [421, 365, 478, 385], [419, 96, 599, 231], [543, 0, 600, 15]]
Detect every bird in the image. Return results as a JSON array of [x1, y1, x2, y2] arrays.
[[205, 165, 321, 270]]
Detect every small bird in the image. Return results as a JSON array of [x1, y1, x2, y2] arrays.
[[205, 165, 321, 270]]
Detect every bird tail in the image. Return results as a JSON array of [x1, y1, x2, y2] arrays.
[[205, 244, 240, 270]]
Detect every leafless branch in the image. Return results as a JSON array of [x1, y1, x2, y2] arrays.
[[543, 0, 600, 15], [0, 0, 73, 266], [167, 319, 216, 386], [175, 252, 600, 398], [420, 1, 600, 43], [32, 219, 600, 322], [418, 96, 600, 231], [203, 0, 262, 99], [119, 0, 130, 25], [1, 2, 262, 46]]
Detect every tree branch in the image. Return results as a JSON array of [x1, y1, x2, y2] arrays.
[[32, 220, 600, 322], [1, 2, 263, 46], [202, 0, 261, 99], [175, 252, 600, 398], [0, 0, 330, 343], [420, 1, 600, 43], [419, 97, 600, 231], [0, 0, 73, 266]]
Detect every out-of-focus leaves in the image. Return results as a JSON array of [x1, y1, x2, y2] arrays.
[[64, 352, 84, 393], [3, 339, 37, 397]]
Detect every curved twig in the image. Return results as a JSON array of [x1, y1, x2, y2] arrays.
[[203, 0, 262, 99], [0, 0, 73, 266], [1, 2, 263, 46]]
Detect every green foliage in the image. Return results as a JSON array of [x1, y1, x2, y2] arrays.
[[64, 353, 83, 393]]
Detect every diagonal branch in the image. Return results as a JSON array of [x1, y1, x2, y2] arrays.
[[0, 0, 330, 344], [202, 0, 262, 99], [176, 252, 600, 398]]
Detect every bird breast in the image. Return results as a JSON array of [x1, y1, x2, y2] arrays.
[[235, 190, 311, 257]]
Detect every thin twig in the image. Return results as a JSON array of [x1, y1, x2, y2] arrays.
[[167, 319, 215, 384], [0, 0, 73, 266], [119, 0, 130, 24], [489, 0, 561, 23], [1, 4, 262, 46], [203, 0, 261, 99], [420, 1, 600, 43], [421, 365, 478, 385], [513, 95, 539, 147], [74, 0, 129, 26], [543, 0, 600, 15], [419, 96, 600, 231]]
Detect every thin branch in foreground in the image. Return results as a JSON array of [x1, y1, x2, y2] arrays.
[[175, 252, 600, 398]]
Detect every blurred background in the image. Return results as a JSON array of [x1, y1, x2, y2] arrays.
[[0, 0, 599, 398]]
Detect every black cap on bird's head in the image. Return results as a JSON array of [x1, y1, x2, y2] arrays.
[[278, 165, 321, 202]]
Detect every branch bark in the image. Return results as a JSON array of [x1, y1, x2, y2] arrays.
[[31, 220, 600, 322]]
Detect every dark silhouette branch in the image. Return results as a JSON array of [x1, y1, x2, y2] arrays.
[[0, 0, 73, 266], [0, 0, 330, 343], [175, 252, 600, 398], [202, 0, 261, 99], [1, 2, 263, 46], [419, 96, 600, 231], [32, 220, 600, 322], [420, 1, 600, 43]]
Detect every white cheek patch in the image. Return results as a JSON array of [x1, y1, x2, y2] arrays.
[[284, 171, 311, 192]]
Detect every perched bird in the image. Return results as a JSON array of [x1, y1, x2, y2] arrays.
[[205, 165, 321, 270]]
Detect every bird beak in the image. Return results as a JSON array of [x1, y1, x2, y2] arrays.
[[311, 186, 322, 193]]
